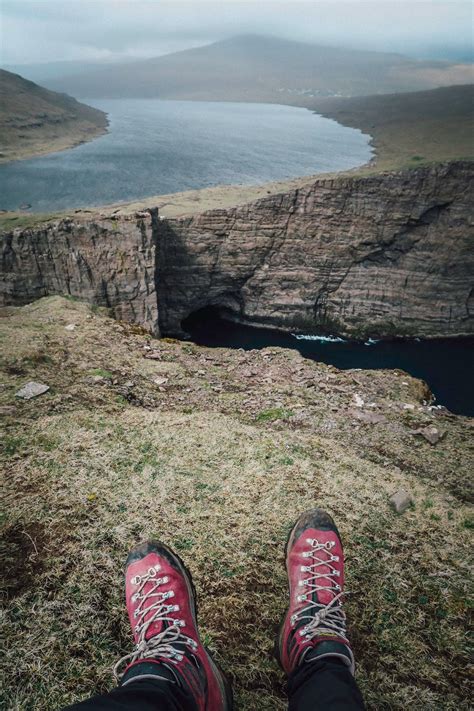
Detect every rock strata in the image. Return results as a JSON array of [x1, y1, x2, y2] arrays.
[[1, 212, 159, 335], [159, 161, 474, 337], [1, 162, 473, 339]]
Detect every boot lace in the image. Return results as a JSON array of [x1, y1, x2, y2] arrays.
[[114, 564, 198, 679], [291, 538, 349, 643]]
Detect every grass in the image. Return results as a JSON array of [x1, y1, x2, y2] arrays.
[[0, 296, 472, 710], [309, 84, 474, 174]]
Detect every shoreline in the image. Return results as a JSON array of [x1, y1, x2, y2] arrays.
[[1, 83, 472, 227], [0, 120, 109, 165]]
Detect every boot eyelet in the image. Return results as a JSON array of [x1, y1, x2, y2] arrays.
[[131, 576, 141, 585]]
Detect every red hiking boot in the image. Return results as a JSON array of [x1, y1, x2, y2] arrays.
[[276, 509, 355, 676], [114, 541, 232, 710]]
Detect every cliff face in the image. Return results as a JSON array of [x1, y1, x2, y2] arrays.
[[1, 162, 473, 339], [1, 212, 159, 334], [159, 161, 473, 338]]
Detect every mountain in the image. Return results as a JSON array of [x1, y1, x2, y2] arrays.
[[45, 35, 473, 101], [0, 69, 108, 163], [2, 60, 128, 84]]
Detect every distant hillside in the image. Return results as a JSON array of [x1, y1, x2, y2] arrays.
[[309, 84, 474, 171], [0, 69, 108, 163], [46, 35, 473, 101]]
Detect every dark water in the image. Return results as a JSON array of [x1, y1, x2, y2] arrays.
[[183, 312, 474, 416], [0, 99, 372, 212]]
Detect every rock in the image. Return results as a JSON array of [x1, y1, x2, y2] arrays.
[[144, 351, 162, 360], [346, 409, 387, 424], [83, 375, 105, 384], [1, 164, 472, 342], [412, 426, 446, 445], [354, 394, 364, 408], [64, 323, 76, 331], [153, 376, 168, 386], [1, 212, 159, 336], [15, 381, 49, 399], [156, 162, 474, 339], [123, 381, 135, 388], [390, 489, 413, 514], [403, 403, 415, 410]]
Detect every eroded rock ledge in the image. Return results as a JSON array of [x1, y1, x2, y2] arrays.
[[1, 161, 473, 339]]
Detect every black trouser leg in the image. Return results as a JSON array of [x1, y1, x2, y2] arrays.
[[287, 658, 366, 711], [63, 677, 198, 711]]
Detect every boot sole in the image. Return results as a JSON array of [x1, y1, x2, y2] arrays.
[[126, 541, 234, 710]]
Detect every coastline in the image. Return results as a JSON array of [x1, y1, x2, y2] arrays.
[[1, 83, 472, 227], [0, 118, 109, 165]]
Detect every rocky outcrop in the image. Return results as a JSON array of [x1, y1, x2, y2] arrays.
[[1, 162, 473, 339], [0, 212, 159, 334], [159, 161, 474, 337]]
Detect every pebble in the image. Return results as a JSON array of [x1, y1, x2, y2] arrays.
[[347, 409, 387, 424], [390, 489, 413, 514], [15, 382, 49, 400]]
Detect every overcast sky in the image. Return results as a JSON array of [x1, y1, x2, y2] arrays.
[[1, 0, 473, 65]]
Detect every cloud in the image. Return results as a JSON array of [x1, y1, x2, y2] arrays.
[[1, 1, 473, 64]]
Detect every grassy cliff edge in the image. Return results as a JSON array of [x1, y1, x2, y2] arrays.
[[1, 296, 472, 709]]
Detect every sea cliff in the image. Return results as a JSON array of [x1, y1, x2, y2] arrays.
[[1, 161, 473, 339]]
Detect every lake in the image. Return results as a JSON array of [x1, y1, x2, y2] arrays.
[[0, 99, 372, 212], [183, 311, 474, 416]]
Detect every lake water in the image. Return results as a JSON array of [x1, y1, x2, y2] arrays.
[[0, 99, 372, 212], [183, 311, 474, 416]]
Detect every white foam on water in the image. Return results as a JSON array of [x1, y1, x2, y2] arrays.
[[291, 333, 346, 343]]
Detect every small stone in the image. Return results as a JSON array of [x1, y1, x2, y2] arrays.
[[347, 409, 387, 424], [144, 351, 162, 360], [403, 403, 415, 410], [87, 375, 105, 384], [154, 376, 168, 386], [390, 489, 413, 514], [354, 394, 364, 408], [15, 382, 49, 400], [123, 381, 135, 388], [64, 323, 76, 331], [412, 426, 445, 445]]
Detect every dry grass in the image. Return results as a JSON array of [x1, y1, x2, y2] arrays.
[[1, 297, 472, 710], [0, 69, 108, 164]]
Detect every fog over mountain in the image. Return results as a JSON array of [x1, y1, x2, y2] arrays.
[[1, 0, 473, 67], [39, 35, 473, 102]]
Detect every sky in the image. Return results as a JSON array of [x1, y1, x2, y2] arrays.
[[1, 0, 473, 66]]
